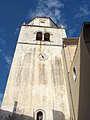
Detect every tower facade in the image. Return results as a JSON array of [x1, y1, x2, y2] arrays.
[[1, 17, 70, 120]]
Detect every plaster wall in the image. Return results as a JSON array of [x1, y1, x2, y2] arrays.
[[29, 17, 56, 27], [62, 24, 90, 120], [18, 25, 66, 46], [63, 45, 77, 72], [62, 42, 80, 120], [1, 25, 70, 120], [68, 40, 80, 120], [78, 24, 90, 120]]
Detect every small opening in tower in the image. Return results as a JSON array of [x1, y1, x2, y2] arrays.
[[42, 55, 44, 59], [36, 32, 42, 40], [13, 101, 18, 113], [73, 67, 77, 81], [37, 111, 43, 120], [44, 33, 50, 41]]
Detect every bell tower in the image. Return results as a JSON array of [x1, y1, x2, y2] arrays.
[[1, 17, 70, 120]]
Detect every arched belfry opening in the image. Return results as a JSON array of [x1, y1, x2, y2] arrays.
[[44, 33, 50, 41], [36, 32, 42, 40], [37, 111, 43, 120]]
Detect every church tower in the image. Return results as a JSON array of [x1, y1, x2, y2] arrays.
[[1, 17, 70, 120]]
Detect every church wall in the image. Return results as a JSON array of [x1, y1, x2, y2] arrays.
[[1, 22, 70, 120], [67, 24, 90, 120], [1, 43, 70, 119], [78, 24, 90, 120], [61, 48, 72, 120], [63, 45, 77, 72], [62, 40, 80, 120], [18, 25, 66, 46], [28, 17, 57, 28], [62, 23, 90, 120], [68, 40, 80, 120]]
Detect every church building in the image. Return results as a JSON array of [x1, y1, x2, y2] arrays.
[[0, 17, 90, 120]]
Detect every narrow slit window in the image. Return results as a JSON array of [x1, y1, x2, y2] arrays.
[[44, 33, 50, 41], [36, 32, 42, 40], [37, 111, 43, 120], [13, 101, 18, 113], [73, 67, 76, 81]]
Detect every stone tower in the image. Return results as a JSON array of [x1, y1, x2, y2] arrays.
[[1, 17, 70, 120]]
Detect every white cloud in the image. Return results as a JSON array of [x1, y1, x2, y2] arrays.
[[15, 27, 20, 35], [0, 49, 2, 53], [0, 47, 12, 68], [5, 55, 12, 66], [68, 28, 76, 37], [74, 4, 90, 19], [0, 38, 7, 57], [0, 38, 6, 46], [28, 0, 66, 26], [43, 0, 64, 8]]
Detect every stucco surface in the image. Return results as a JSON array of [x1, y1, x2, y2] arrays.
[[1, 17, 70, 120]]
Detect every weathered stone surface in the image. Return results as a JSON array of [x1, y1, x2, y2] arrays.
[[1, 17, 70, 120]]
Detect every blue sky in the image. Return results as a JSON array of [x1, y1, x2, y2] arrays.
[[0, 0, 90, 106]]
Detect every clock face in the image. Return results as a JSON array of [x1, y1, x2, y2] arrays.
[[38, 53, 48, 61]]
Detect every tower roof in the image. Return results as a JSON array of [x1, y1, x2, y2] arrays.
[[26, 16, 58, 28]]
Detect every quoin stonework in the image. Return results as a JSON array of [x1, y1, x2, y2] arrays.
[[0, 17, 90, 120]]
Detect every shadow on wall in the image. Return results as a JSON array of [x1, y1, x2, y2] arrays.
[[0, 109, 33, 120], [53, 110, 65, 120], [83, 23, 90, 55]]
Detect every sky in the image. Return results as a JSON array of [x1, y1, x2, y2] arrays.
[[0, 0, 90, 106]]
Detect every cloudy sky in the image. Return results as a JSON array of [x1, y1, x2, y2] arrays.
[[0, 0, 90, 106]]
